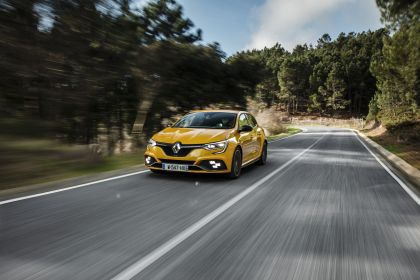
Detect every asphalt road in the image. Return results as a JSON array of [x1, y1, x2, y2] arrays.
[[1, 127, 420, 280]]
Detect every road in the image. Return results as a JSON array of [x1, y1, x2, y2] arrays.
[[1, 127, 420, 280]]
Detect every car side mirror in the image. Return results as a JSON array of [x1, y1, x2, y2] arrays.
[[239, 125, 253, 133], [166, 122, 173, 127]]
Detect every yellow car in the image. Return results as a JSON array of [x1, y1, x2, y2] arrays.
[[144, 110, 267, 179]]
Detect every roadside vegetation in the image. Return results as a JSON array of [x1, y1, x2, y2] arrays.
[[363, 123, 420, 170], [0, 134, 144, 190], [0, 0, 418, 189], [373, 137, 420, 170]]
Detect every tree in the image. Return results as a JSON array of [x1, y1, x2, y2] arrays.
[[277, 45, 312, 113], [321, 63, 350, 114], [140, 0, 201, 44], [0, 0, 45, 118], [368, 0, 419, 130], [376, 0, 420, 28], [369, 23, 419, 127], [132, 0, 203, 140]]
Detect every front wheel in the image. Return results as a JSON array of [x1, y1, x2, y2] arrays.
[[228, 148, 242, 179], [257, 141, 267, 165]]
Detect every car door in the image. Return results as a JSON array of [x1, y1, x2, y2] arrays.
[[247, 114, 262, 158], [238, 113, 253, 163]]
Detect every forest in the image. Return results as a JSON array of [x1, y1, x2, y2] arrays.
[[0, 0, 419, 155]]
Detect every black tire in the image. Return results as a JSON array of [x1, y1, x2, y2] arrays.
[[228, 147, 242, 179], [257, 141, 267, 165]]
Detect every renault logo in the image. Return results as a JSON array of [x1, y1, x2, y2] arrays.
[[172, 142, 181, 154]]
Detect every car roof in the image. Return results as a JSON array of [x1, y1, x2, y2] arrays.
[[190, 109, 247, 114]]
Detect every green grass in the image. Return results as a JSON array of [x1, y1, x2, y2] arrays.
[[1, 127, 302, 192], [267, 127, 302, 141], [69, 152, 144, 175], [382, 144, 403, 154], [0, 136, 144, 191], [368, 135, 420, 170]]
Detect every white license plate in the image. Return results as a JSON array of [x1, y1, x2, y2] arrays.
[[162, 163, 189, 172]]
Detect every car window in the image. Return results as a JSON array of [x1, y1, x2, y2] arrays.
[[173, 112, 237, 129], [247, 114, 258, 127]]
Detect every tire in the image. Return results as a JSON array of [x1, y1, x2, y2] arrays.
[[228, 147, 242, 179], [257, 141, 267, 165]]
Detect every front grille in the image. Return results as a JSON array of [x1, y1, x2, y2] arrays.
[[156, 142, 202, 157], [159, 159, 196, 165]]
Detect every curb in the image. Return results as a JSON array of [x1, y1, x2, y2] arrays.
[[356, 130, 420, 189]]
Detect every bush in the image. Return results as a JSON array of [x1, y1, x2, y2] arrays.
[[385, 121, 420, 142]]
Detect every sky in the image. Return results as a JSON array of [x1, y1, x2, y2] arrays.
[[176, 0, 383, 55]]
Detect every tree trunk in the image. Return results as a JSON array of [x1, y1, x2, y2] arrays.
[[131, 79, 160, 144]]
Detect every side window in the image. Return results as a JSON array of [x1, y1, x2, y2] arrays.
[[238, 114, 248, 128], [247, 114, 258, 127]]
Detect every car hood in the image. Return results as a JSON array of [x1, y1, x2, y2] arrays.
[[152, 127, 234, 144]]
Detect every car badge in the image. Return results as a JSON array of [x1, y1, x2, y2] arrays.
[[172, 142, 181, 154]]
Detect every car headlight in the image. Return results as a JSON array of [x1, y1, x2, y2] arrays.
[[148, 138, 157, 147], [203, 140, 228, 153]]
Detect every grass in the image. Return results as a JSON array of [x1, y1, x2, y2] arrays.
[[0, 126, 301, 192], [0, 136, 144, 191], [266, 127, 302, 141], [368, 134, 420, 170], [70, 152, 144, 175]]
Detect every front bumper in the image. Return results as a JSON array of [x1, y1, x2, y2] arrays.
[[144, 142, 233, 173]]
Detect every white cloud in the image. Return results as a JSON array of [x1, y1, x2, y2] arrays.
[[247, 0, 382, 51]]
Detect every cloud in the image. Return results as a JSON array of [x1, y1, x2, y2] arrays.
[[247, 0, 382, 51]]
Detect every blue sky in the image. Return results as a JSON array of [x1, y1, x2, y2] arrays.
[[175, 0, 383, 55]]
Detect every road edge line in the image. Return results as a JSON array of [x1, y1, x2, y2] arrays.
[[0, 170, 149, 206], [268, 130, 303, 143], [110, 134, 325, 280], [353, 131, 420, 206], [1, 128, 303, 205]]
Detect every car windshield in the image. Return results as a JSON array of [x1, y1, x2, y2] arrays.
[[173, 112, 237, 129]]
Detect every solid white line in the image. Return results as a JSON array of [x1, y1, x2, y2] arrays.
[[354, 132, 420, 206], [110, 134, 325, 280], [0, 170, 150, 206], [0, 130, 302, 206], [268, 131, 302, 143]]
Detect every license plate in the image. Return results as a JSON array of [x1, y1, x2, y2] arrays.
[[162, 163, 189, 172]]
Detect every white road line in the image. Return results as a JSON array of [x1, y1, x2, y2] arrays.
[[268, 131, 302, 143], [0, 170, 150, 206], [1, 130, 302, 205], [354, 132, 420, 206], [110, 134, 325, 280]]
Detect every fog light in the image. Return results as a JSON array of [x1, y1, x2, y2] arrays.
[[198, 160, 227, 171], [145, 156, 156, 166]]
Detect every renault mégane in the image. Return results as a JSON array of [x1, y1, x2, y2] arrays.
[[144, 110, 267, 178]]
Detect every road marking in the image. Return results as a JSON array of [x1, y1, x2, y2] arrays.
[[354, 132, 420, 206], [0, 130, 302, 205], [110, 134, 325, 280], [0, 170, 150, 206], [268, 131, 302, 143]]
